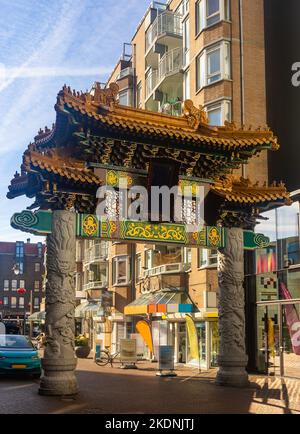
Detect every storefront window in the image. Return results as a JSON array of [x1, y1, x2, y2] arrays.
[[277, 202, 300, 269], [187, 322, 206, 366], [210, 321, 219, 367]]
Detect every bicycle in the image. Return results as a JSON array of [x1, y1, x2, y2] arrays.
[[95, 347, 120, 367]]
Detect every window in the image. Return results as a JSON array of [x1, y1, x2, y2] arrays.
[[198, 249, 218, 268], [183, 0, 189, 15], [136, 254, 142, 282], [183, 18, 190, 66], [144, 249, 153, 270], [11, 297, 17, 308], [206, 0, 220, 26], [196, 41, 231, 90], [34, 281, 40, 292], [3, 296, 8, 306], [184, 69, 190, 100], [16, 241, 24, 258], [137, 81, 142, 108], [19, 297, 24, 308], [4, 280, 9, 291], [11, 280, 17, 291], [119, 89, 132, 107], [34, 297, 40, 309], [184, 248, 192, 267], [207, 46, 221, 83], [206, 100, 231, 126], [35, 263, 41, 272], [19, 280, 25, 289], [37, 242, 43, 258], [196, 0, 230, 34], [112, 256, 130, 285]]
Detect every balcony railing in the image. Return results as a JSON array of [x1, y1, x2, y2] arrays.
[[83, 244, 108, 265], [117, 67, 134, 80], [146, 11, 183, 52], [143, 262, 189, 277], [83, 281, 108, 291], [159, 47, 183, 80], [145, 47, 183, 100], [145, 69, 158, 99]]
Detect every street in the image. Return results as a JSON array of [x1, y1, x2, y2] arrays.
[[1, 359, 300, 414]]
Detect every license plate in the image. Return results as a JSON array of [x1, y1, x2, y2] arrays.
[[11, 364, 27, 369]]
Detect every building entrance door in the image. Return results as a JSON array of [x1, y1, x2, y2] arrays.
[[257, 300, 300, 379]]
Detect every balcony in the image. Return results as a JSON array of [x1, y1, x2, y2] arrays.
[[144, 262, 190, 278], [145, 11, 183, 56], [117, 67, 134, 80], [145, 47, 183, 110], [83, 244, 108, 266], [83, 281, 108, 291]]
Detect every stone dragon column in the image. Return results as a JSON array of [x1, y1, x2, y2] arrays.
[[216, 227, 249, 387], [39, 210, 78, 396]]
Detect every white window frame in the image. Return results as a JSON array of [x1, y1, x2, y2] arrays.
[[205, 99, 231, 126], [3, 280, 9, 291], [34, 280, 40, 292], [34, 297, 40, 309], [11, 280, 17, 292], [11, 297, 17, 308], [19, 297, 25, 308], [196, 41, 231, 91], [144, 249, 153, 270], [112, 255, 130, 286], [3, 296, 8, 306], [118, 89, 132, 107], [183, 17, 190, 67], [136, 254, 142, 282], [183, 69, 190, 100], [198, 249, 218, 269], [35, 263, 41, 272], [196, 0, 230, 35]]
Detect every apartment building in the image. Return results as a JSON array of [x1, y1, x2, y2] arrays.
[[0, 240, 45, 332], [76, 0, 270, 370]]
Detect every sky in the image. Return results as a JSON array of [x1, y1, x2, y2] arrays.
[[0, 0, 151, 243]]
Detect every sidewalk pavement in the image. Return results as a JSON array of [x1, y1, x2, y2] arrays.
[[1, 358, 300, 414]]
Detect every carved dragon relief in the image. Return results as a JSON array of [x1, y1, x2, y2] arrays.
[[45, 212, 76, 359], [218, 228, 246, 357]]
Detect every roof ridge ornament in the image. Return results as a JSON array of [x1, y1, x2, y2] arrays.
[[182, 99, 209, 129]]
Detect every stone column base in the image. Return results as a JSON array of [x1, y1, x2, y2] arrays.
[[215, 358, 250, 388], [39, 358, 78, 396]]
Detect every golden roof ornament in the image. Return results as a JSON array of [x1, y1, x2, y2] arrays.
[[182, 99, 209, 129]]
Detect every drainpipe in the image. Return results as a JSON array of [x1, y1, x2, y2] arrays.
[[239, 0, 246, 178], [130, 243, 136, 335], [133, 43, 137, 108]]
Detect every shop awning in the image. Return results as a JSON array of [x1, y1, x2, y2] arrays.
[[75, 301, 104, 318], [124, 289, 195, 316], [28, 310, 45, 321]]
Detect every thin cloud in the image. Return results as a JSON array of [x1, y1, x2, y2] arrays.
[[0, 65, 113, 81]]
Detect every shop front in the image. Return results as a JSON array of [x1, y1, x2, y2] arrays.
[[124, 289, 219, 370], [255, 197, 300, 378]]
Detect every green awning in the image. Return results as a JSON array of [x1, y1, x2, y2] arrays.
[[28, 311, 45, 321], [75, 301, 104, 318]]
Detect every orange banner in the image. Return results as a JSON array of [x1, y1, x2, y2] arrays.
[[136, 320, 153, 354]]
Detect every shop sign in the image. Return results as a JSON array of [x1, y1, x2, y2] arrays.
[[120, 339, 137, 363], [158, 345, 174, 371]]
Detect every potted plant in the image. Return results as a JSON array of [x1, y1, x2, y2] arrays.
[[75, 335, 91, 359]]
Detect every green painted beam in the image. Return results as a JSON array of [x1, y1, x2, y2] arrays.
[[10, 209, 270, 250]]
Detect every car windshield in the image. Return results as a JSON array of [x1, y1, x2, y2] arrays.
[[0, 335, 33, 349]]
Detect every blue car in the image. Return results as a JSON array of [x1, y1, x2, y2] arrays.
[[0, 335, 41, 377]]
